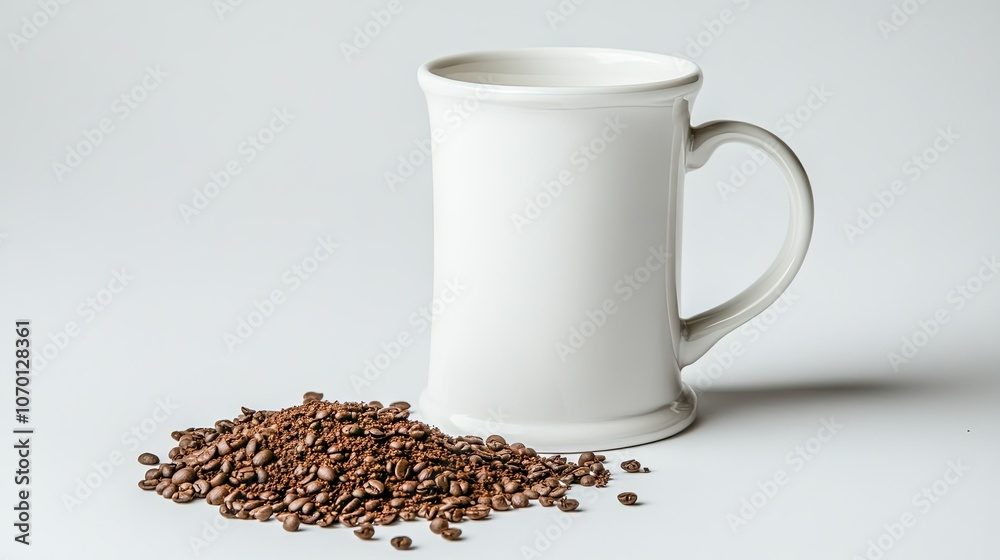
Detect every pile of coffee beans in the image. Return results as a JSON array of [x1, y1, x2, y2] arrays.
[[137, 393, 635, 547]]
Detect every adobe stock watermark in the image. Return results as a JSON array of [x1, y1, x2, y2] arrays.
[[189, 512, 233, 556], [544, 0, 589, 30], [385, 79, 498, 192], [843, 127, 958, 244], [878, 0, 933, 40], [519, 484, 601, 559], [887, 254, 998, 372], [7, 0, 73, 54], [688, 290, 799, 390], [179, 106, 295, 223], [212, 0, 249, 21], [717, 85, 834, 201], [34, 268, 135, 372], [340, 0, 413, 63], [555, 246, 670, 362], [673, 0, 753, 61], [51, 65, 168, 183], [852, 459, 969, 560], [351, 278, 467, 393], [223, 235, 339, 353], [727, 417, 844, 532], [62, 397, 180, 513], [510, 117, 628, 233]]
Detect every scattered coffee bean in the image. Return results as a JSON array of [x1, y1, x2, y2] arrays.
[[137, 452, 160, 465], [282, 514, 300, 532], [354, 523, 375, 540], [557, 498, 579, 512], [429, 518, 449, 534], [621, 459, 643, 473], [617, 492, 638, 505], [491, 495, 510, 511], [441, 528, 462, 541], [391, 536, 412, 550]]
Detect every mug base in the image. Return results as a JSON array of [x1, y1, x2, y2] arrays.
[[415, 384, 697, 453]]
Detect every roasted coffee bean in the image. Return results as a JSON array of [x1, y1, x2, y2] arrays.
[[511, 493, 529, 508], [282, 514, 300, 532], [206, 486, 228, 505], [579, 475, 596, 487], [394, 459, 412, 480], [171, 468, 196, 485], [252, 505, 274, 521], [390, 536, 412, 550], [621, 459, 642, 473], [342, 424, 363, 436], [429, 517, 449, 534], [172, 491, 194, 503], [617, 492, 638, 506], [578, 451, 595, 465], [302, 391, 323, 403], [138, 452, 160, 465], [538, 496, 555, 507], [251, 449, 275, 467], [288, 497, 310, 512], [557, 498, 579, 512], [491, 495, 510, 511], [441, 528, 462, 541], [389, 401, 410, 410], [192, 479, 211, 496], [317, 465, 335, 482], [197, 446, 218, 464], [354, 522, 375, 540], [363, 479, 384, 496], [465, 505, 490, 520]]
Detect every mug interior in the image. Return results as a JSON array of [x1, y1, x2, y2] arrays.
[[423, 48, 700, 90]]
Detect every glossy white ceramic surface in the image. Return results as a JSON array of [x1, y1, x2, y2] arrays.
[[417, 48, 813, 451]]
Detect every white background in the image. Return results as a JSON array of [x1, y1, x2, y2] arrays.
[[2, 0, 998, 559]]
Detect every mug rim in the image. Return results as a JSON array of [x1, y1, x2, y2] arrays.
[[418, 47, 703, 97]]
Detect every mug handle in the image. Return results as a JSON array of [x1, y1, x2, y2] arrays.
[[678, 120, 814, 368]]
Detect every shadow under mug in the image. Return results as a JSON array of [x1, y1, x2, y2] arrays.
[[416, 47, 813, 452]]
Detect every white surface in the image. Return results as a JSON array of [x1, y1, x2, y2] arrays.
[[1, 1, 998, 559]]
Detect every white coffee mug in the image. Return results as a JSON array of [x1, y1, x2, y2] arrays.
[[416, 48, 813, 451]]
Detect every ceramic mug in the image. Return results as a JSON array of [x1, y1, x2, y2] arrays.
[[416, 48, 813, 451]]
